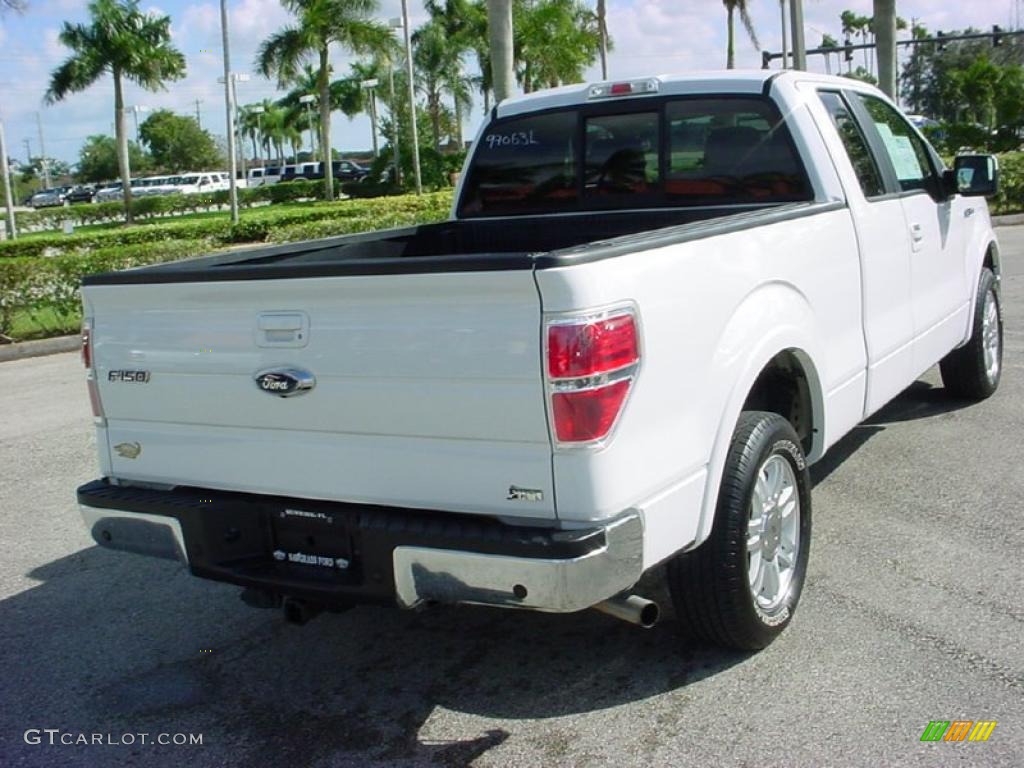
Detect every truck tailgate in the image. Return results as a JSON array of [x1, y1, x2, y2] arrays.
[[83, 270, 555, 519]]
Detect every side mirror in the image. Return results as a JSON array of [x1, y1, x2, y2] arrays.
[[951, 153, 1000, 197]]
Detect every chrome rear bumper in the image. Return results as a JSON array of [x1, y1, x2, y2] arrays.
[[77, 478, 644, 613], [392, 512, 644, 613]]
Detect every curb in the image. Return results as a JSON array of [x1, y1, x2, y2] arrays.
[[0, 334, 80, 363], [993, 214, 1024, 227]]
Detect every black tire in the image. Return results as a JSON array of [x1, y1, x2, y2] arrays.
[[668, 411, 812, 650], [939, 267, 1002, 401]]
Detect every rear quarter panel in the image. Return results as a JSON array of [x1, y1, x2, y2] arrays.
[[535, 207, 865, 565]]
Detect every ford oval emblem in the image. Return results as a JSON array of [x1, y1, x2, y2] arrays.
[[254, 368, 316, 398]]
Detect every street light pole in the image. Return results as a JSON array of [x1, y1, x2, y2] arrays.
[[36, 112, 51, 189], [219, 0, 239, 224], [129, 105, 148, 143], [361, 79, 380, 157], [299, 94, 316, 161], [1, 115, 18, 240], [399, 0, 421, 193]]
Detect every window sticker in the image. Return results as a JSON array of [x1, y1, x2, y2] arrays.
[[875, 123, 924, 182]]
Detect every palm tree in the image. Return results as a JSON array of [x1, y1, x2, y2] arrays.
[[425, 0, 475, 145], [723, 0, 759, 69], [487, 0, 515, 103], [820, 34, 839, 75], [278, 64, 326, 159], [515, 0, 603, 93], [414, 20, 462, 151], [873, 0, 898, 97], [257, 0, 391, 201], [45, 0, 185, 221], [839, 10, 857, 73]]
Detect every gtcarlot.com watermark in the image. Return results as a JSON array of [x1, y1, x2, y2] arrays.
[[24, 729, 203, 747]]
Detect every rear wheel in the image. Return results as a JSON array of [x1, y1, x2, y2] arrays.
[[668, 411, 812, 650], [939, 268, 1002, 400]]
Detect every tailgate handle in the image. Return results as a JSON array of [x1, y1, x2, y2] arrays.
[[256, 312, 309, 348], [259, 313, 304, 331]]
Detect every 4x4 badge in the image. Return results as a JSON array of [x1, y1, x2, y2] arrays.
[[114, 442, 142, 459]]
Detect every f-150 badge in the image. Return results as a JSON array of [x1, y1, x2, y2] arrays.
[[254, 368, 316, 397]]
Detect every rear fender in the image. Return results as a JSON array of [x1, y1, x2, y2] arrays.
[[690, 283, 824, 550]]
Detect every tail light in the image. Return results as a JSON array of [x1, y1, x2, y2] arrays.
[[82, 320, 105, 421], [545, 308, 640, 445]]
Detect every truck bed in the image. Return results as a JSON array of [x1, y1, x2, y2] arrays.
[[81, 204, 819, 285]]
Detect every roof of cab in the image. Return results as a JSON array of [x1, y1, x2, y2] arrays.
[[494, 69, 882, 120]]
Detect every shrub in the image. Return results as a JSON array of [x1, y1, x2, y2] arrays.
[[992, 151, 1024, 214], [0, 239, 208, 340], [0, 190, 455, 340]]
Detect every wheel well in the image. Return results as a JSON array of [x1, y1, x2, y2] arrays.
[[984, 243, 999, 278], [742, 351, 815, 454]]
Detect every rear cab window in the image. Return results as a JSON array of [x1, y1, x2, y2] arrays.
[[458, 95, 811, 217]]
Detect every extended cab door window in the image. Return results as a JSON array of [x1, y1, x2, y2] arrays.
[[817, 91, 884, 198], [665, 98, 810, 203], [459, 111, 578, 216]]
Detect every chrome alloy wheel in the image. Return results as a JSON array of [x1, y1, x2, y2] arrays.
[[747, 454, 800, 613], [982, 287, 1001, 385]]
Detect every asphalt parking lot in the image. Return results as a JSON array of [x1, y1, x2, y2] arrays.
[[1, 227, 1023, 767]]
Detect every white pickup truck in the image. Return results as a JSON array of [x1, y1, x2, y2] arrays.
[[76, 71, 1003, 650]]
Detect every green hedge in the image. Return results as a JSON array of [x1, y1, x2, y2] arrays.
[[1, 191, 453, 259], [1, 240, 209, 339], [12, 179, 404, 232], [0, 191, 453, 341]]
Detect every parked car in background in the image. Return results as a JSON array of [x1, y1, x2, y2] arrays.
[[280, 160, 368, 183], [30, 186, 70, 208], [94, 181, 126, 203], [162, 172, 229, 196], [247, 166, 283, 187], [65, 185, 96, 204]]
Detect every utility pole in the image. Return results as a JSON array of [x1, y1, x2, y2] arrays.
[[219, 0, 239, 224], [780, 0, 789, 68], [1, 116, 18, 240], [400, 0, 422, 193], [194, 98, 203, 128], [22, 138, 31, 163], [597, 0, 609, 79], [789, 0, 807, 70], [35, 112, 52, 188]]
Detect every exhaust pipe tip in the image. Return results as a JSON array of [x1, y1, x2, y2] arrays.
[[282, 597, 322, 625], [594, 594, 660, 629]]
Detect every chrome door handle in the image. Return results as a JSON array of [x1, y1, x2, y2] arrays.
[[910, 223, 923, 241]]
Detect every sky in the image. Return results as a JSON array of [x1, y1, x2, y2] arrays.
[[0, 0, 1020, 167]]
